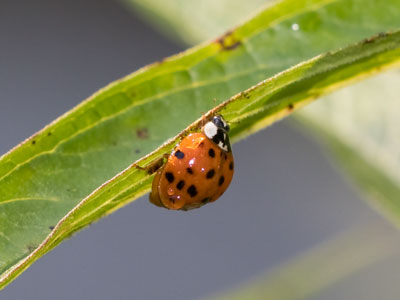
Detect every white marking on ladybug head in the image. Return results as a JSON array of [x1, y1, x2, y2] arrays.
[[203, 121, 218, 139], [218, 141, 228, 151]]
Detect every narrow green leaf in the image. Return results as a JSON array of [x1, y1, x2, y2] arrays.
[[126, 0, 400, 243], [2, 28, 400, 288], [298, 69, 400, 227], [121, 0, 268, 44], [2, 0, 400, 288]]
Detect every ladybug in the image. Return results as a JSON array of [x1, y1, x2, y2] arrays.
[[149, 115, 234, 210]]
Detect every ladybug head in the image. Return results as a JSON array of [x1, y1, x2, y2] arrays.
[[212, 115, 230, 132], [203, 115, 231, 152]]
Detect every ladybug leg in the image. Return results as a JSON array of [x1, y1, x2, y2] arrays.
[[134, 153, 169, 174]]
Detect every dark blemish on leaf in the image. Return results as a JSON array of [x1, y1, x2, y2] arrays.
[[47, 132, 52, 136], [187, 185, 198, 197], [32, 140, 36, 145], [140, 157, 165, 175], [135, 149, 141, 154], [129, 90, 137, 98], [27, 244, 36, 252], [187, 167, 193, 174], [288, 103, 294, 111], [136, 128, 149, 139], [363, 32, 387, 44], [175, 150, 185, 159], [215, 30, 242, 51], [49, 226, 55, 230], [364, 37, 375, 43]]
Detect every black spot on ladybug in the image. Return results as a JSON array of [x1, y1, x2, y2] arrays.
[[206, 169, 215, 179], [187, 167, 193, 174], [229, 161, 234, 170], [202, 197, 211, 204], [176, 180, 185, 190], [175, 150, 185, 159], [136, 128, 149, 139], [49, 226, 55, 230], [165, 172, 174, 183], [32, 140, 36, 145], [187, 185, 198, 197], [224, 153, 227, 160], [219, 176, 225, 186], [209, 148, 215, 158], [169, 197, 176, 204]]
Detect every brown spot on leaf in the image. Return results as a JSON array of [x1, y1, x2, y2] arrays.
[[288, 103, 294, 111], [136, 156, 165, 175], [31, 140, 36, 145], [363, 32, 387, 44], [215, 30, 242, 51], [136, 128, 149, 139], [27, 244, 37, 252]]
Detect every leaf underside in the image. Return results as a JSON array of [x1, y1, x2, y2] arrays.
[[1, 0, 400, 289]]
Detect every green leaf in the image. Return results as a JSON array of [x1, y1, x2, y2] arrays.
[[121, 0, 268, 44], [204, 223, 398, 300], [2, 29, 400, 290], [2, 0, 400, 289], [298, 69, 400, 227], [125, 0, 400, 236]]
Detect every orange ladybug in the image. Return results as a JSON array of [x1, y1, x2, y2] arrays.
[[150, 115, 234, 210]]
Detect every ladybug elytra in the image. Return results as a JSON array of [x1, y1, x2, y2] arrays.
[[149, 115, 234, 210]]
